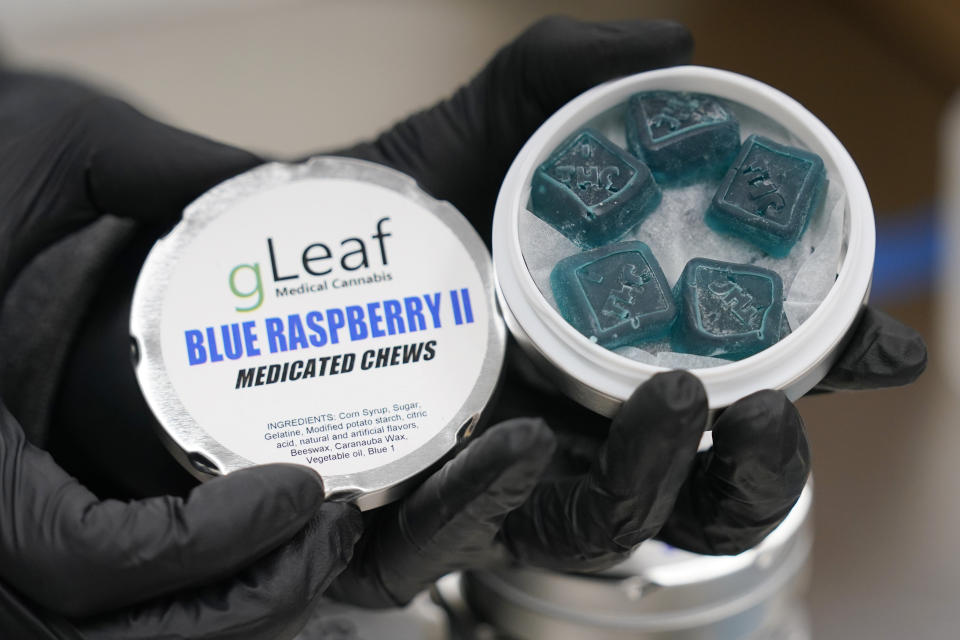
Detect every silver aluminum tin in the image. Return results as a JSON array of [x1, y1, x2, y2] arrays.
[[130, 157, 506, 511], [492, 67, 875, 417], [462, 484, 813, 639]]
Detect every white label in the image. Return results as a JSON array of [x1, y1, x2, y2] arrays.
[[158, 178, 488, 475]]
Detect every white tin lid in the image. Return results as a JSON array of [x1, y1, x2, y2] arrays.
[[131, 157, 505, 510]]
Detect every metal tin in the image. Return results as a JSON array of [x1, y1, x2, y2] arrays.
[[493, 66, 874, 416], [461, 485, 813, 639], [131, 158, 505, 510]]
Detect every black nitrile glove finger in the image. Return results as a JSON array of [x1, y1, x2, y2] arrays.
[[49, 230, 204, 500], [328, 419, 556, 608], [0, 504, 362, 640], [0, 70, 259, 289], [0, 400, 361, 620], [0, 70, 263, 485], [84, 99, 260, 227], [337, 16, 692, 235], [656, 390, 810, 556], [73, 505, 362, 640], [817, 306, 927, 391], [499, 371, 707, 572]]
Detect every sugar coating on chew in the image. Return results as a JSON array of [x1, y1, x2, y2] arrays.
[[626, 91, 740, 184], [530, 128, 661, 249], [672, 258, 785, 360], [707, 134, 826, 257], [550, 241, 676, 348]]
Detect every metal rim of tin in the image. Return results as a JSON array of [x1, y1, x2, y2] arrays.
[[492, 66, 875, 415], [130, 157, 506, 510], [463, 484, 813, 636]]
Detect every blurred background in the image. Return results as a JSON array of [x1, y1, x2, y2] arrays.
[[2, 1, 957, 637]]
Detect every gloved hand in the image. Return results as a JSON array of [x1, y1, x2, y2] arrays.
[[36, 15, 701, 614], [488, 306, 926, 570], [325, 312, 925, 605], [324, 13, 927, 597], [0, 71, 363, 639], [0, 16, 695, 632]]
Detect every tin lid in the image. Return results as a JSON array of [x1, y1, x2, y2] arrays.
[[130, 157, 505, 510]]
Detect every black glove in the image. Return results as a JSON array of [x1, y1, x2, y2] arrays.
[[0, 71, 363, 639], [488, 304, 926, 571], [815, 306, 926, 391], [326, 418, 557, 607], [492, 366, 808, 568]]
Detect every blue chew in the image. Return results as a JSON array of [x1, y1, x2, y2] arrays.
[[706, 134, 826, 257], [530, 128, 661, 249], [550, 241, 676, 349], [625, 91, 740, 184], [672, 258, 785, 360]]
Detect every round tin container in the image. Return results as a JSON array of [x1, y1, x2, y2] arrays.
[[462, 484, 813, 640], [131, 157, 505, 510], [493, 66, 874, 416]]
